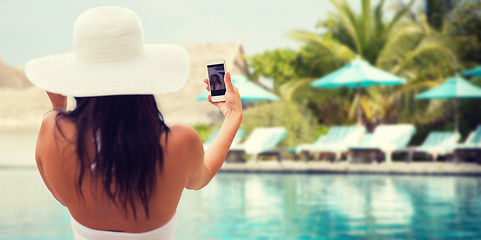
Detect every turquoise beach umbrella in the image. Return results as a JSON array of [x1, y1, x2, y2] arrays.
[[311, 58, 406, 123], [311, 59, 406, 89], [416, 75, 481, 132], [416, 76, 481, 99], [196, 75, 279, 102], [461, 66, 481, 78]]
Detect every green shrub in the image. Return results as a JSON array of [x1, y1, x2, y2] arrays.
[[316, 125, 330, 138], [193, 124, 213, 142], [241, 101, 319, 147]]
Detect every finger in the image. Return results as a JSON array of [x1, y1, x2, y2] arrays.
[[232, 84, 239, 93], [224, 72, 234, 91], [203, 79, 210, 91], [208, 95, 215, 105], [207, 95, 221, 107]]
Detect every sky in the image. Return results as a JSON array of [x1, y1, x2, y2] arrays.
[[0, 0, 423, 67]]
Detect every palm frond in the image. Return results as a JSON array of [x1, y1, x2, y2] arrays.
[[376, 24, 423, 69], [278, 79, 313, 102], [329, 0, 362, 53], [394, 42, 458, 74], [386, 0, 415, 34], [373, 0, 386, 41], [289, 30, 355, 62]]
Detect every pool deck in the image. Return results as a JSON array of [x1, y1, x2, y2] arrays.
[[220, 161, 481, 176], [2, 160, 481, 176]]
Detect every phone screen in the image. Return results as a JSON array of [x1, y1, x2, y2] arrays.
[[207, 64, 226, 96]]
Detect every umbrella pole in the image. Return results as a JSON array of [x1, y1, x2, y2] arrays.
[[454, 98, 459, 133], [357, 83, 361, 125]]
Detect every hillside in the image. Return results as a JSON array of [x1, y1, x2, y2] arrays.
[[0, 42, 248, 131]]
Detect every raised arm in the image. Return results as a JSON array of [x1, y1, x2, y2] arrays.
[[186, 72, 242, 190], [46, 91, 68, 110]]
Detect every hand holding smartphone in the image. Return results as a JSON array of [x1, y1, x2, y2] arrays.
[[206, 59, 226, 102]]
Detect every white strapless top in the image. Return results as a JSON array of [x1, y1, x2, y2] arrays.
[[71, 213, 176, 240]]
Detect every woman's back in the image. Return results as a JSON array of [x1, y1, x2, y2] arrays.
[[37, 108, 204, 232]]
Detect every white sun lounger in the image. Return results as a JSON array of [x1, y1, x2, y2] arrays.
[[203, 128, 245, 151], [296, 126, 366, 161], [229, 127, 287, 162], [454, 125, 481, 162], [349, 124, 416, 164], [408, 131, 460, 161]]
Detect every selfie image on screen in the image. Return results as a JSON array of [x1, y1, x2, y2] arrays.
[[207, 64, 226, 96]]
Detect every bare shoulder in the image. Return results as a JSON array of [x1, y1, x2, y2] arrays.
[[38, 110, 75, 144], [40, 110, 59, 132], [168, 125, 200, 139], [163, 125, 204, 166], [38, 110, 61, 146], [165, 125, 203, 152], [36, 110, 77, 165]]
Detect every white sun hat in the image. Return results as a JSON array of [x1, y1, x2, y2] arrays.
[[25, 6, 190, 97]]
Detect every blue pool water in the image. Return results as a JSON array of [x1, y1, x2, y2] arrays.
[[1, 169, 481, 239]]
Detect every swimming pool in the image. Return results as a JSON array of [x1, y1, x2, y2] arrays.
[[1, 169, 480, 239]]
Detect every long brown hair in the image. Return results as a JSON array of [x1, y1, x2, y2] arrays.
[[56, 95, 169, 219]]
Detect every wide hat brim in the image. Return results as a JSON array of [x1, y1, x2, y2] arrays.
[[25, 44, 190, 97]]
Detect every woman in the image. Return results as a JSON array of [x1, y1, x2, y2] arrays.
[[210, 73, 226, 90], [25, 6, 242, 239]]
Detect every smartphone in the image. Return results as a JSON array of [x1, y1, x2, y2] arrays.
[[206, 59, 226, 102]]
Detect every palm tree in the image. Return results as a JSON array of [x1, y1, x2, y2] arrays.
[[289, 0, 458, 129], [424, 0, 456, 31]]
